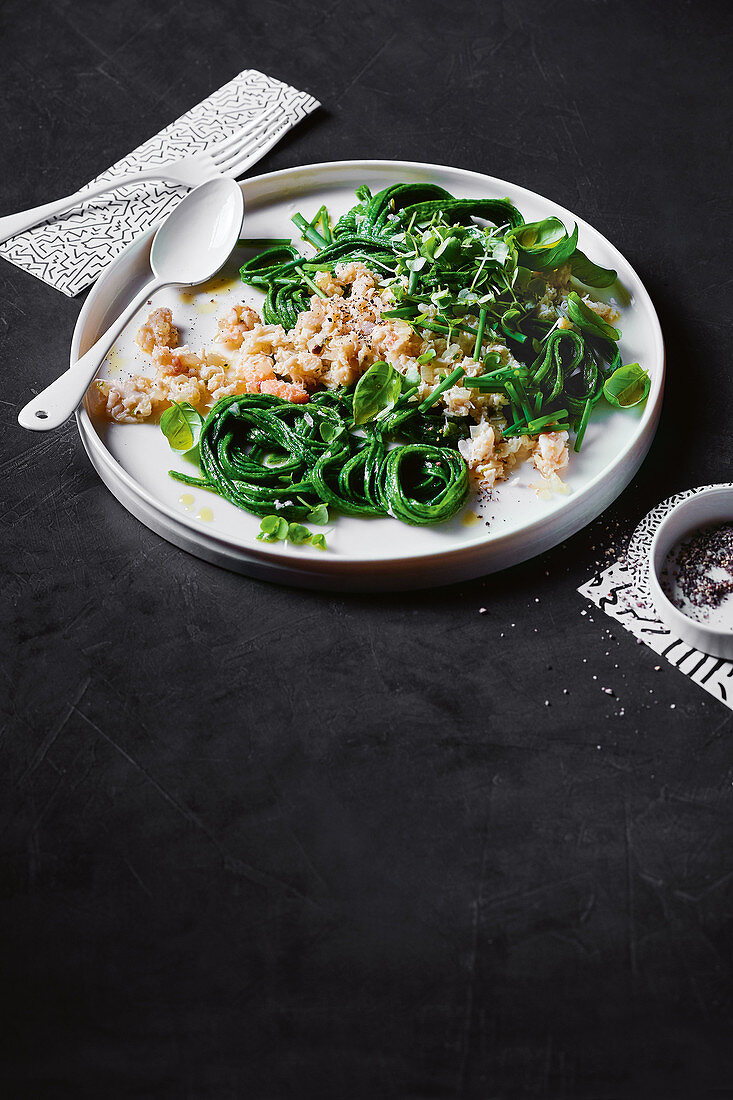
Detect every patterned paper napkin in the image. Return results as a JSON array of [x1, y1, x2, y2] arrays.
[[579, 484, 733, 710], [0, 69, 319, 297]]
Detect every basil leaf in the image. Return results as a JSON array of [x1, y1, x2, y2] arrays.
[[306, 504, 329, 525], [160, 401, 203, 452], [512, 216, 567, 250], [566, 291, 620, 341], [569, 248, 617, 288], [352, 361, 402, 425], [310, 533, 328, 551], [416, 350, 436, 366], [603, 363, 650, 408], [508, 218, 579, 271]]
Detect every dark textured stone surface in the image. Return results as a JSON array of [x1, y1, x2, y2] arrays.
[[2, 1, 732, 1096]]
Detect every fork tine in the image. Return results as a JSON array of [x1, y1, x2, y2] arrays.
[[208, 103, 282, 160], [215, 117, 292, 178], [212, 117, 278, 168], [212, 116, 286, 175], [214, 139, 276, 176]]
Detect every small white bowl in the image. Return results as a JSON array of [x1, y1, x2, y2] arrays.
[[648, 486, 733, 659]]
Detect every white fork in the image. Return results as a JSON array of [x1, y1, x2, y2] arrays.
[[0, 103, 285, 245]]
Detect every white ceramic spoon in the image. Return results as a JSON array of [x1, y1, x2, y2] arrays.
[[18, 176, 245, 431]]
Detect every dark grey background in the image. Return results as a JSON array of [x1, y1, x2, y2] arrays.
[[2, 0, 732, 1096]]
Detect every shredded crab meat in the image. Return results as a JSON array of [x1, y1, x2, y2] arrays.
[[135, 307, 178, 354], [459, 421, 537, 490], [216, 304, 260, 348], [532, 430, 570, 480]]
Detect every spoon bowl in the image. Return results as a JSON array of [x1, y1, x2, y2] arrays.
[[18, 176, 245, 431], [150, 176, 246, 286]]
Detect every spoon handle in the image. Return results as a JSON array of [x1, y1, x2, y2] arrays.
[[18, 276, 162, 431]]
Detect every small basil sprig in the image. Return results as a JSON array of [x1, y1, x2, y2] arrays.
[[603, 363, 650, 408], [566, 291, 620, 341], [352, 360, 402, 425], [160, 401, 203, 454]]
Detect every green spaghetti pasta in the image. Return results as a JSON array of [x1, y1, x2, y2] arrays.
[[170, 392, 470, 527]]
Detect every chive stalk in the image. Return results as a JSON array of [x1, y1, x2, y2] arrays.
[[237, 237, 291, 248], [418, 366, 466, 412], [527, 409, 568, 432], [292, 212, 329, 249], [473, 307, 488, 361], [310, 205, 332, 245], [573, 397, 594, 452], [294, 265, 328, 299], [382, 307, 417, 320]]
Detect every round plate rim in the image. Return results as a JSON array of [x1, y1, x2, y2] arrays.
[[74, 158, 665, 578]]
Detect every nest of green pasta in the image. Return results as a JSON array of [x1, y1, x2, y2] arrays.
[[170, 385, 470, 529]]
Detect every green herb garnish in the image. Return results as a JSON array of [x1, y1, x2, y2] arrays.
[[160, 401, 203, 454], [306, 503, 329, 525], [603, 363, 650, 408], [508, 217, 579, 271], [257, 515, 289, 542], [255, 514, 328, 551], [352, 360, 403, 425], [570, 249, 617, 288], [287, 523, 312, 544]]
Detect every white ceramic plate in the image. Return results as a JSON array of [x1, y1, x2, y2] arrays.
[[74, 160, 664, 590]]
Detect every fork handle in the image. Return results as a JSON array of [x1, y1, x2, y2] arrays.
[[0, 169, 180, 244]]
